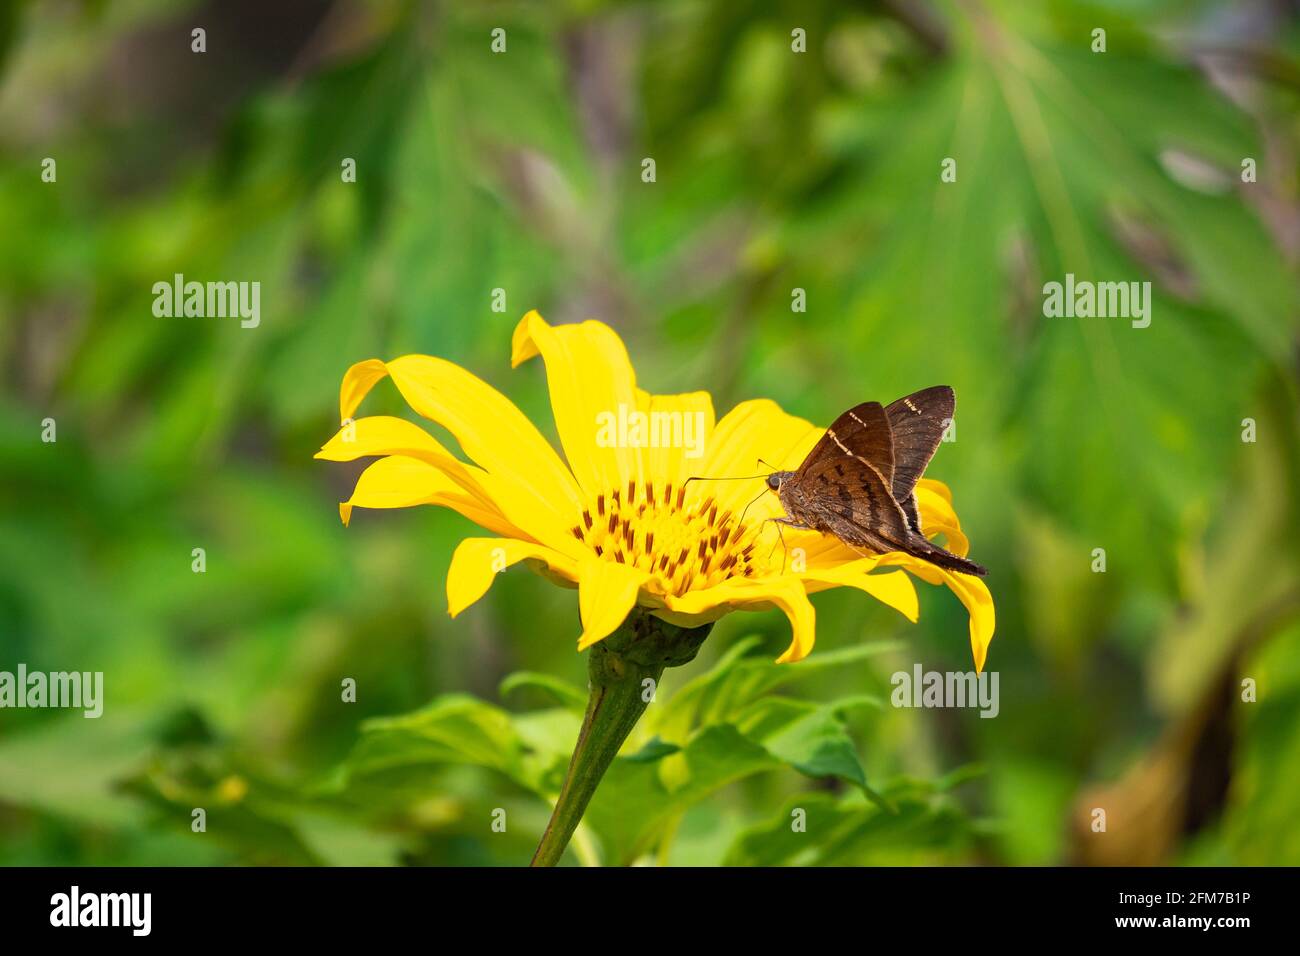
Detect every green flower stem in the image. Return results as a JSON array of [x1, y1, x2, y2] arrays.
[[530, 608, 712, 867]]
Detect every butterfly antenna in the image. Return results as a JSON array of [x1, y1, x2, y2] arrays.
[[683, 472, 768, 487], [684, 459, 781, 488], [737, 486, 769, 529]]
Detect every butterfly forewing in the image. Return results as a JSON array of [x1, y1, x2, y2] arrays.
[[884, 386, 954, 532], [801, 401, 895, 488]]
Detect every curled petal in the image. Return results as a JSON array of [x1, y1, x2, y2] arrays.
[[316, 415, 495, 507], [339, 455, 516, 537], [334, 353, 586, 555], [447, 538, 578, 618], [880, 554, 996, 672], [916, 481, 969, 556], [339, 359, 390, 422], [764, 578, 819, 663], [798, 535, 880, 568], [385, 353, 583, 514], [941, 569, 995, 674], [917, 477, 953, 504], [658, 575, 817, 664]]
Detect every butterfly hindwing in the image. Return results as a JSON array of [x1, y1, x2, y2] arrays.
[[788, 453, 988, 575], [790, 451, 911, 547], [884, 386, 954, 532]]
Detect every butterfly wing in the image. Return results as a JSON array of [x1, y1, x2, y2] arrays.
[[790, 453, 988, 576], [884, 386, 954, 533], [789, 451, 911, 547], [798, 402, 895, 489], [779, 392, 986, 575]]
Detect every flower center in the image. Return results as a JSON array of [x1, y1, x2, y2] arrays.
[[570, 479, 762, 594]]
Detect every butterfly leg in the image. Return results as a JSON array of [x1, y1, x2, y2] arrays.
[[761, 517, 808, 574]]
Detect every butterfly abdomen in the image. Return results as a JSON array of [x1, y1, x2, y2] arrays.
[[901, 533, 988, 577]]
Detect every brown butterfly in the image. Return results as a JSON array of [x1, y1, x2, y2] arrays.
[[764, 386, 988, 576]]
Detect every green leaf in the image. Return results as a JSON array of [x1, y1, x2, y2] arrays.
[[724, 780, 981, 867], [722, 793, 861, 867], [583, 724, 781, 864], [353, 695, 523, 777], [645, 635, 765, 742], [326, 695, 540, 808], [498, 671, 587, 711], [623, 736, 681, 763], [733, 696, 889, 807], [0, 713, 150, 826], [758, 704, 873, 789], [649, 637, 900, 743]]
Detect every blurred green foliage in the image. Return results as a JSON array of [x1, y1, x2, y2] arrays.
[[1, 0, 1298, 865]]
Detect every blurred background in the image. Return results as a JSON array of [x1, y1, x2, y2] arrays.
[[1, 0, 1298, 866]]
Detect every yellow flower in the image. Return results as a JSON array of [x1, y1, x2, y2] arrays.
[[316, 311, 995, 670]]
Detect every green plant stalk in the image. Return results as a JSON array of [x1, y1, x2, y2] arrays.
[[530, 608, 712, 867]]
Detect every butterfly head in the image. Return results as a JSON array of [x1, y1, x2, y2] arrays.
[[766, 470, 795, 492]]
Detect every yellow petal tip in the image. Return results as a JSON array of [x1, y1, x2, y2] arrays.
[[339, 358, 390, 422], [510, 310, 545, 368], [576, 629, 611, 653], [774, 644, 808, 665]]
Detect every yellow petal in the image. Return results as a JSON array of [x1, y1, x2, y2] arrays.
[[940, 569, 995, 674], [917, 477, 953, 504], [340, 455, 517, 537], [758, 577, 818, 664], [879, 554, 996, 673], [316, 415, 496, 506], [799, 536, 880, 567], [659, 575, 817, 664], [512, 310, 642, 497], [386, 354, 582, 507], [446, 538, 578, 618], [339, 359, 391, 421], [318, 414, 459, 466], [339, 353, 587, 556], [800, 564, 919, 623], [697, 399, 821, 518], [635, 387, 716, 487], [576, 557, 650, 651], [915, 482, 969, 556]]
